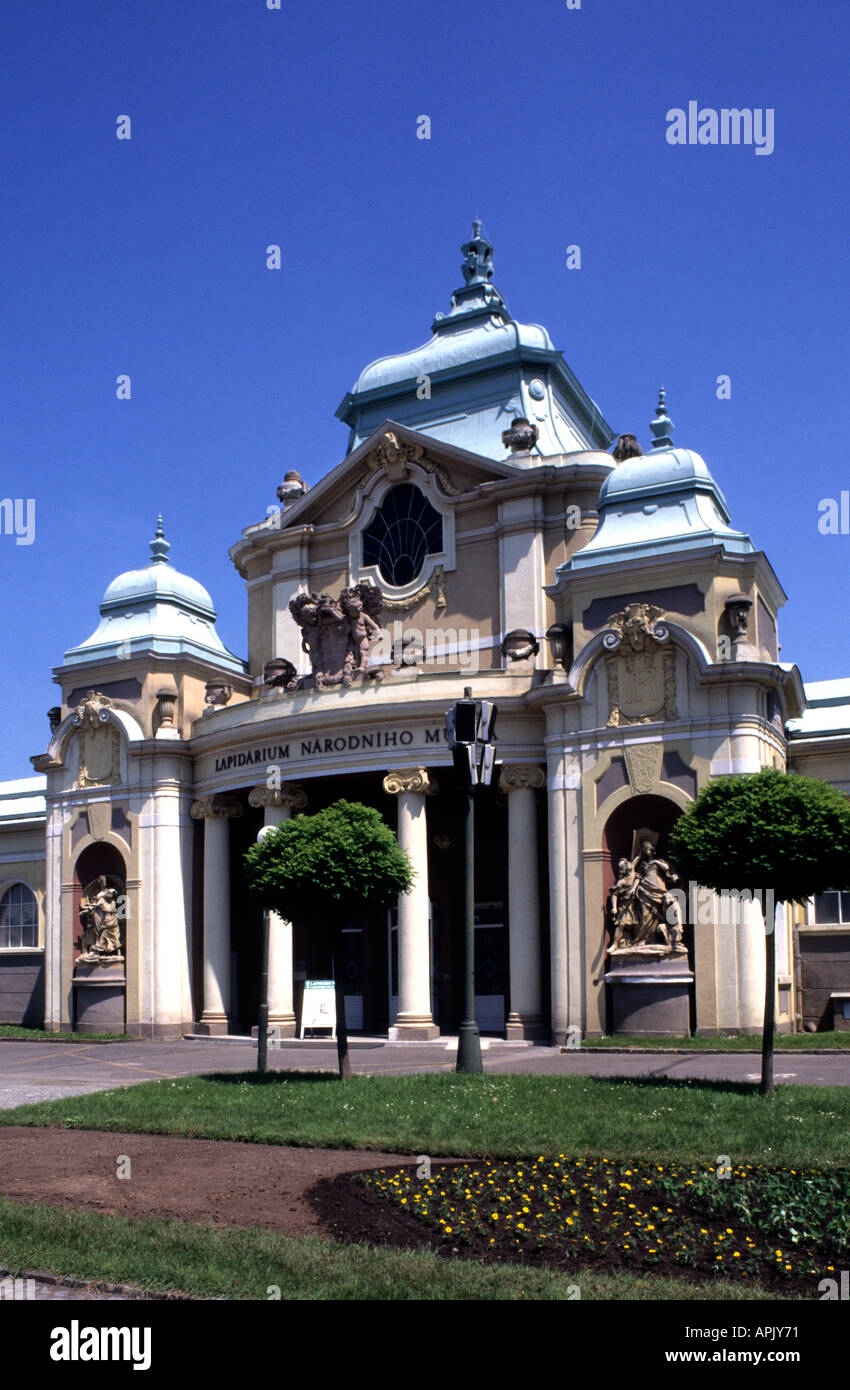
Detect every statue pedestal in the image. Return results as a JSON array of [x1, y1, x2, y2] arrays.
[[605, 949, 693, 1037], [73, 957, 126, 1034]]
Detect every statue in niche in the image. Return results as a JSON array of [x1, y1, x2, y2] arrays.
[[289, 581, 384, 692], [608, 858, 640, 949], [607, 836, 684, 955], [78, 875, 124, 960]]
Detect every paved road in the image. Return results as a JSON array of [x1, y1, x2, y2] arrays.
[[0, 1037, 848, 1106]]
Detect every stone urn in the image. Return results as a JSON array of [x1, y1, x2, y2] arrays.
[[264, 659, 297, 689], [204, 680, 233, 708]]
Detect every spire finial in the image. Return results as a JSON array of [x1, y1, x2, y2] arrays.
[[150, 515, 171, 565], [461, 221, 494, 286], [649, 386, 675, 449]]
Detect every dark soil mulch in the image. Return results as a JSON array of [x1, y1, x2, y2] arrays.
[[307, 1162, 842, 1297]]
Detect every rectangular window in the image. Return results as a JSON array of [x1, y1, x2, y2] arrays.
[[813, 891, 850, 925]]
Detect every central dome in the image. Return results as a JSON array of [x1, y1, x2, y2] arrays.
[[336, 223, 614, 463]]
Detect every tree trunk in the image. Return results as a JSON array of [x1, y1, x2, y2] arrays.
[[331, 930, 351, 1081], [760, 911, 777, 1097]]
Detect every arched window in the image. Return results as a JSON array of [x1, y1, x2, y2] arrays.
[[362, 484, 443, 588], [0, 883, 38, 949]]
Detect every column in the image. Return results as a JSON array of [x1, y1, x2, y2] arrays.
[[153, 781, 191, 1039], [248, 782, 307, 1037], [737, 894, 767, 1033], [499, 765, 546, 1039], [547, 753, 569, 1047], [383, 768, 439, 1039], [190, 796, 243, 1034]]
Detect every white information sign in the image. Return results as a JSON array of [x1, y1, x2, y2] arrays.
[[300, 980, 336, 1038]]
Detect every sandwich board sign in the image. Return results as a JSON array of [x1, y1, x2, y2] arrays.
[[300, 979, 336, 1038]]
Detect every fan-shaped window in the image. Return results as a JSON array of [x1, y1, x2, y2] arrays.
[[362, 485, 443, 588], [0, 883, 38, 949]]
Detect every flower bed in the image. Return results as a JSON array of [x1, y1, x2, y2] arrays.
[[360, 1156, 848, 1292]]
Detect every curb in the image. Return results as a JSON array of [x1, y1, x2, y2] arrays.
[[0, 1266, 199, 1300], [563, 1046, 850, 1056]]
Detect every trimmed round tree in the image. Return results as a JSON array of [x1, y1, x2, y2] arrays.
[[668, 767, 850, 1095], [244, 799, 413, 1078]]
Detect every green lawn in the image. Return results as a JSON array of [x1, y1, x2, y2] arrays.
[[3, 1071, 849, 1166], [0, 1198, 790, 1301], [582, 1032, 850, 1050]]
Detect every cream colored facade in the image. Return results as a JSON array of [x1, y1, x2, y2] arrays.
[[1, 229, 848, 1040]]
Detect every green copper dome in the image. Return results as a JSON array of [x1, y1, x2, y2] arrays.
[[561, 394, 755, 573], [336, 224, 614, 462], [63, 518, 246, 674]]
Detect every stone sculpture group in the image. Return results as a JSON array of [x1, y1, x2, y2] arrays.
[[288, 581, 384, 692], [607, 838, 684, 954], [78, 875, 124, 960]]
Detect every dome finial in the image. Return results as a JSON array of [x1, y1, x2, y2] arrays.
[[150, 515, 171, 565], [650, 386, 675, 449], [461, 221, 494, 286]]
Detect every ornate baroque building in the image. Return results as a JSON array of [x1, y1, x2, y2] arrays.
[[1, 226, 848, 1041]]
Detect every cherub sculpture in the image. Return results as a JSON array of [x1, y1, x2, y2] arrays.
[[289, 581, 384, 690]]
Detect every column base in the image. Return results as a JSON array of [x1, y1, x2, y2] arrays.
[[389, 1016, 440, 1041], [505, 1013, 547, 1041], [268, 1013, 297, 1037], [195, 1013, 231, 1036], [134, 1021, 188, 1041]]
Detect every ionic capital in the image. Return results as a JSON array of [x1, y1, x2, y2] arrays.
[[383, 767, 438, 797], [190, 796, 244, 820], [248, 784, 307, 812], [498, 764, 546, 793]]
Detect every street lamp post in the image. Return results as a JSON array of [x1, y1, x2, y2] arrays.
[[446, 686, 498, 1075], [256, 824, 276, 1074]]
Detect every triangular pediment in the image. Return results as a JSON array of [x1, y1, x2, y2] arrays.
[[268, 422, 522, 532]]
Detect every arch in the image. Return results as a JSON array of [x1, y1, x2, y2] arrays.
[[0, 881, 40, 949], [47, 704, 144, 766], [595, 778, 694, 826], [568, 621, 714, 700]]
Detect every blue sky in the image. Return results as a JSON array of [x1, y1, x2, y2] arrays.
[[1, 0, 848, 775]]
